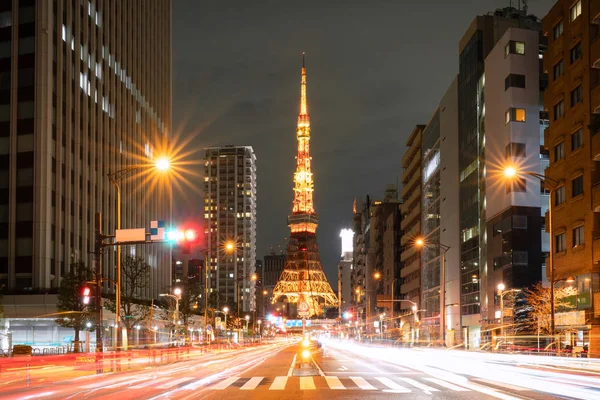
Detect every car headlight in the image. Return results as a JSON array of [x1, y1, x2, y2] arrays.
[[302, 339, 310, 347], [301, 349, 311, 360]]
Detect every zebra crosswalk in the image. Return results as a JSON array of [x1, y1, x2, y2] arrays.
[[203, 375, 473, 392]]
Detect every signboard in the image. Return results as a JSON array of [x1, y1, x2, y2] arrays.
[[285, 320, 312, 328], [376, 294, 392, 308], [115, 228, 146, 243], [298, 302, 309, 312], [215, 317, 221, 329], [298, 311, 309, 317], [206, 325, 212, 332]]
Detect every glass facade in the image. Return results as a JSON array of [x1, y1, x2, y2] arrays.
[[421, 111, 440, 319]]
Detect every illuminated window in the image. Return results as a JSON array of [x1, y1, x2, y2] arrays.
[[553, 21, 563, 39], [554, 141, 564, 161], [555, 185, 565, 206], [571, 85, 582, 107], [573, 225, 584, 247], [505, 40, 525, 56], [572, 175, 583, 197], [571, 128, 583, 150], [553, 101, 564, 120], [553, 60, 563, 80], [555, 233, 566, 253], [505, 108, 526, 123], [570, 0, 581, 21], [570, 42, 582, 64]]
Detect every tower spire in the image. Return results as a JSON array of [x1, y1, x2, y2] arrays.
[[299, 53, 308, 120]]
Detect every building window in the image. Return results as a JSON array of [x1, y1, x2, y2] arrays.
[[513, 251, 528, 266], [553, 20, 563, 39], [570, 42, 582, 64], [573, 225, 584, 247], [18, 37, 35, 55], [555, 185, 565, 206], [505, 142, 526, 158], [554, 141, 565, 161], [0, 11, 11, 29], [556, 233, 566, 253], [505, 108, 526, 123], [513, 215, 527, 229], [553, 60, 563, 79], [570, 0, 581, 21], [571, 128, 583, 151], [505, 73, 525, 90], [571, 85, 582, 107], [506, 177, 526, 193], [554, 100, 564, 120], [572, 175, 584, 197], [505, 40, 525, 56]]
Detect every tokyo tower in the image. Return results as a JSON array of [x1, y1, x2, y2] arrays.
[[271, 54, 338, 318]]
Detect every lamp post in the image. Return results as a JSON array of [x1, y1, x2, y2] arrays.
[[107, 157, 170, 350], [159, 287, 182, 344], [379, 313, 384, 340], [504, 167, 561, 338], [415, 237, 450, 346], [497, 283, 521, 343]]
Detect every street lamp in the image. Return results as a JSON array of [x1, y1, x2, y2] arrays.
[[107, 157, 171, 350], [503, 166, 560, 339], [414, 237, 450, 346], [496, 283, 521, 341], [160, 287, 182, 344]]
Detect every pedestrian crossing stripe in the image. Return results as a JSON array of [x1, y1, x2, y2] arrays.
[[204, 376, 473, 392]]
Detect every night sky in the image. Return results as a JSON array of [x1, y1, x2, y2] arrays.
[[171, 0, 554, 284]]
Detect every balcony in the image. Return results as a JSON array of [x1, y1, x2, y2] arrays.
[[400, 257, 420, 278], [401, 205, 421, 231], [400, 277, 420, 295]]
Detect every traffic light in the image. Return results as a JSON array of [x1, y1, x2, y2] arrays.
[[166, 228, 200, 254], [82, 286, 91, 305]]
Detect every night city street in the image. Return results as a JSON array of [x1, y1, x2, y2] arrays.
[[1, 338, 600, 399]]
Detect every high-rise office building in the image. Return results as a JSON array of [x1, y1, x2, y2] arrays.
[[543, 0, 600, 354], [204, 146, 257, 313], [338, 228, 354, 316], [0, 0, 172, 297]]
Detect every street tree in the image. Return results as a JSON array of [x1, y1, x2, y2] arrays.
[[106, 255, 150, 343], [515, 282, 578, 335], [55, 261, 96, 353]]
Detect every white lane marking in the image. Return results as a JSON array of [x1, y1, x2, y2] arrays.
[[269, 376, 288, 390], [338, 366, 348, 371], [375, 377, 411, 393], [287, 354, 297, 377], [473, 378, 530, 391], [400, 377, 440, 394], [240, 377, 264, 390], [81, 375, 136, 389], [157, 377, 194, 389], [423, 377, 470, 391], [300, 376, 316, 390], [350, 376, 378, 390], [461, 381, 526, 400], [211, 376, 240, 390], [325, 376, 346, 390], [130, 377, 175, 389]]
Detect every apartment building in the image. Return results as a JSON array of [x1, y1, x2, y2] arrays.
[[204, 146, 257, 313], [543, 0, 600, 354]]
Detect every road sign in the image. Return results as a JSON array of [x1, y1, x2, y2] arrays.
[[298, 302, 309, 312], [150, 220, 165, 240], [115, 228, 146, 242], [298, 311, 309, 317], [206, 325, 212, 332]]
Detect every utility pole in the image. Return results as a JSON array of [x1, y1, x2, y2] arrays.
[[94, 212, 103, 354]]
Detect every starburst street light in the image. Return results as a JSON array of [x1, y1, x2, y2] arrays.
[[155, 157, 170, 171]]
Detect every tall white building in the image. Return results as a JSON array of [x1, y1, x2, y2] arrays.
[[204, 146, 257, 312], [338, 228, 353, 316]]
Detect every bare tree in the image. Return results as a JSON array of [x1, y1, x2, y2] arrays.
[[106, 255, 150, 343], [55, 261, 96, 352], [515, 282, 578, 335]]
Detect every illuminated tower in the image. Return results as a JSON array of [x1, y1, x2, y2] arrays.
[[271, 54, 338, 317]]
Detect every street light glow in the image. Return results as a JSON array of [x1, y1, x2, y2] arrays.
[[415, 237, 425, 247], [225, 241, 235, 252], [497, 283, 506, 291], [223, 306, 229, 313], [155, 157, 170, 171], [173, 287, 182, 296], [374, 271, 381, 280], [504, 166, 517, 178]]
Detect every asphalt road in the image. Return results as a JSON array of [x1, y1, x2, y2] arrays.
[[0, 338, 597, 399]]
